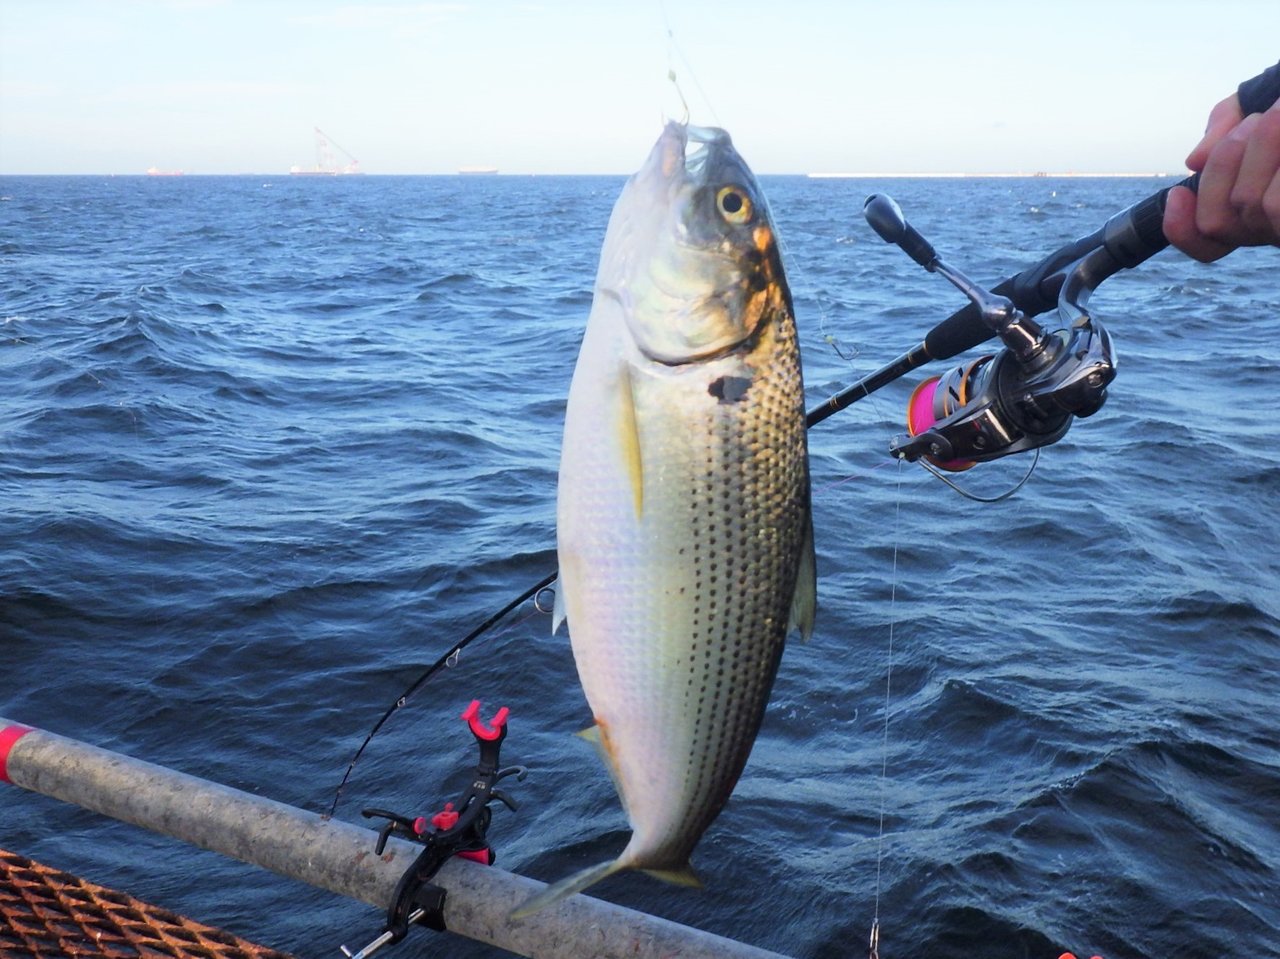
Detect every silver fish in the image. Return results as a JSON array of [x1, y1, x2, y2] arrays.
[[517, 122, 815, 916]]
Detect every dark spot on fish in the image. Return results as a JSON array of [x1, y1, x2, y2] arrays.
[[708, 375, 752, 404]]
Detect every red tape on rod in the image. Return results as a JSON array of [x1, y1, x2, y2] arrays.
[[0, 724, 34, 784]]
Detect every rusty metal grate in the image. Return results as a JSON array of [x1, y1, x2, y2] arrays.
[[0, 847, 297, 959]]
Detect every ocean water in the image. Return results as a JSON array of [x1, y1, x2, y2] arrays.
[[1, 169, 1277, 959]]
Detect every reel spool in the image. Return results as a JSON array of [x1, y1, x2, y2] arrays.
[[903, 358, 994, 472], [894, 342, 1081, 471]]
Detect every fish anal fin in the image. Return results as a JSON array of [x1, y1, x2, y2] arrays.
[[577, 721, 629, 817], [510, 858, 628, 919], [787, 514, 817, 642], [616, 363, 643, 519]]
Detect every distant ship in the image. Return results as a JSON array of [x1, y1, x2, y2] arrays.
[[146, 167, 184, 176], [458, 166, 498, 175], [290, 127, 364, 175]]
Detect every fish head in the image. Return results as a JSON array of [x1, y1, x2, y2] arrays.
[[600, 122, 788, 366]]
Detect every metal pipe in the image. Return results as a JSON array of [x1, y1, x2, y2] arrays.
[[0, 719, 791, 959]]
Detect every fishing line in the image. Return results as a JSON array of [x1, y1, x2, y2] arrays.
[[804, 246, 862, 374], [327, 569, 556, 817], [667, 70, 691, 125], [658, 0, 720, 128], [811, 456, 902, 497], [870, 456, 904, 959]]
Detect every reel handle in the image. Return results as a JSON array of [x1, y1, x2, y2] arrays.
[[863, 194, 937, 269], [916, 174, 1197, 362], [864, 194, 1044, 362]]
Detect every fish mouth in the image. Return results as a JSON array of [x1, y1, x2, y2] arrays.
[[651, 122, 730, 188]]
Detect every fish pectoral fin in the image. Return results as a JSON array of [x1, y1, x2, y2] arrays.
[[510, 858, 627, 919], [641, 864, 702, 889], [787, 515, 817, 642], [616, 362, 644, 519]]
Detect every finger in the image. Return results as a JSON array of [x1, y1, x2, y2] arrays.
[[1261, 168, 1280, 240], [1194, 121, 1253, 241], [1163, 184, 1234, 262], [1186, 95, 1245, 171], [1229, 105, 1280, 239]]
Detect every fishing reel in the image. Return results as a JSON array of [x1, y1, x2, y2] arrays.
[[864, 194, 1117, 472]]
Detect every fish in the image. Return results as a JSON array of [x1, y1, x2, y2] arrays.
[[515, 121, 816, 917]]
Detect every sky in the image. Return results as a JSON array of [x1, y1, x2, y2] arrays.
[[1, 0, 1277, 176]]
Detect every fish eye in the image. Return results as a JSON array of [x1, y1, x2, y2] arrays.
[[716, 186, 753, 224]]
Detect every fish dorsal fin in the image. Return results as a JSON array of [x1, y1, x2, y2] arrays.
[[616, 363, 643, 518], [787, 515, 817, 642]]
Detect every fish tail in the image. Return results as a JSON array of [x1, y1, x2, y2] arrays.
[[510, 858, 627, 919]]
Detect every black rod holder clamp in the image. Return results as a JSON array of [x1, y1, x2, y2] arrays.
[[339, 700, 527, 958]]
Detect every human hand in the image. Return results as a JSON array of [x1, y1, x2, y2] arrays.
[[1163, 97, 1280, 262]]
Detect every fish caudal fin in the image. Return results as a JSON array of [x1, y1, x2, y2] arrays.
[[510, 857, 702, 920], [510, 858, 627, 919], [642, 864, 702, 888]]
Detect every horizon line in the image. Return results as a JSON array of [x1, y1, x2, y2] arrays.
[[0, 170, 1183, 179], [805, 171, 1178, 179]]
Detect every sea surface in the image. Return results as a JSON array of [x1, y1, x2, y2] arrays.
[[1, 168, 1277, 959]]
